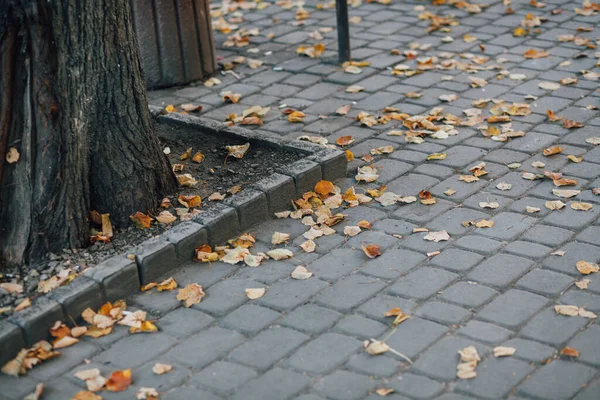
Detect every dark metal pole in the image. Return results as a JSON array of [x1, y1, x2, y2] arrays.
[[336, 0, 351, 63]]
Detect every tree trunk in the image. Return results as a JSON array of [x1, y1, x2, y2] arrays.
[[0, 0, 177, 267]]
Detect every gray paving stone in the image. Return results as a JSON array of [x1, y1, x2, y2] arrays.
[[393, 199, 456, 225], [372, 218, 418, 237], [360, 248, 426, 279], [281, 304, 342, 334], [314, 370, 377, 400], [357, 294, 418, 323], [165, 327, 244, 369], [567, 325, 600, 367], [190, 361, 257, 395], [467, 254, 535, 288], [477, 289, 548, 329], [543, 242, 600, 276], [235, 258, 296, 284], [515, 269, 574, 297], [286, 333, 362, 374], [386, 173, 440, 194], [345, 230, 400, 254], [229, 327, 309, 370], [503, 240, 553, 259], [456, 357, 534, 399], [416, 301, 471, 325], [413, 337, 489, 381], [220, 304, 281, 334], [390, 373, 444, 399], [517, 360, 597, 400], [386, 317, 448, 358], [521, 307, 591, 346], [458, 320, 513, 344], [231, 368, 311, 400], [388, 267, 458, 300], [172, 261, 237, 289], [131, 361, 190, 393], [430, 248, 485, 273], [258, 277, 329, 311], [316, 275, 387, 312], [162, 387, 221, 400], [333, 315, 388, 339], [156, 308, 214, 339], [560, 289, 600, 313], [345, 352, 402, 377], [477, 211, 537, 241], [429, 175, 489, 201], [439, 281, 499, 309], [453, 235, 504, 255], [543, 202, 600, 230], [29, 341, 99, 381], [195, 278, 263, 316], [576, 378, 600, 400], [501, 338, 556, 363], [94, 333, 177, 368]]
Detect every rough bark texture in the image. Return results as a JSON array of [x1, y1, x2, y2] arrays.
[[0, 0, 177, 267]]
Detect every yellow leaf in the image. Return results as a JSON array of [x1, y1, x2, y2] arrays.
[[157, 277, 178, 292], [6, 147, 20, 164], [567, 155, 582, 163], [427, 153, 447, 160], [130, 212, 152, 229], [576, 260, 599, 275]]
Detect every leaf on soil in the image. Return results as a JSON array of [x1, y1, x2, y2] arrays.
[[423, 230, 450, 242], [266, 248, 294, 260], [177, 283, 205, 307], [0, 282, 23, 294], [130, 212, 152, 229], [576, 260, 599, 275], [245, 288, 266, 300], [493, 346, 516, 357], [14, 297, 31, 312], [156, 211, 177, 224], [362, 244, 382, 259], [291, 266, 313, 280], [176, 173, 198, 187], [152, 363, 172, 375], [226, 143, 250, 159], [571, 202, 593, 211], [105, 369, 132, 392]]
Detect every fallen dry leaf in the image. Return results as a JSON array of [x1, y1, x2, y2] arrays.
[[344, 226, 362, 237], [53, 336, 79, 349], [291, 266, 313, 280], [336, 135, 355, 147], [300, 239, 316, 253], [266, 249, 294, 260], [136, 387, 159, 400], [226, 143, 250, 159], [105, 369, 132, 392], [543, 146, 563, 156], [555, 305, 597, 318], [362, 244, 382, 259], [346, 85, 364, 93], [427, 153, 447, 160], [14, 297, 31, 312], [560, 347, 580, 358], [493, 346, 516, 357], [567, 155, 582, 163], [423, 230, 450, 242], [545, 200, 566, 210], [526, 206, 541, 213], [6, 147, 20, 163], [575, 279, 590, 290], [563, 119, 584, 129], [538, 81, 560, 90], [365, 340, 390, 355], [479, 202, 499, 209], [475, 219, 494, 228], [245, 288, 266, 300], [130, 212, 152, 229], [152, 363, 172, 375], [376, 388, 395, 396], [496, 182, 512, 191], [178, 195, 201, 208], [571, 202, 593, 211], [552, 189, 580, 198], [155, 211, 177, 224], [576, 260, 599, 275], [271, 232, 290, 245], [72, 391, 103, 400], [355, 165, 379, 182], [458, 175, 479, 183], [177, 283, 205, 307]]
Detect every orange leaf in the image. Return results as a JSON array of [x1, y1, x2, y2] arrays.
[[362, 244, 382, 258], [345, 150, 354, 161], [49, 321, 71, 339], [178, 195, 201, 208], [543, 146, 563, 156], [560, 347, 580, 357], [336, 136, 355, 147], [553, 178, 578, 187], [523, 49, 549, 58], [357, 220, 372, 229], [314, 180, 335, 196], [130, 212, 152, 229], [546, 110, 562, 121], [563, 119, 584, 129], [105, 369, 132, 392]]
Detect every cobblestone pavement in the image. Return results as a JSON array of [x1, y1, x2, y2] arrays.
[[3, 0, 600, 399]]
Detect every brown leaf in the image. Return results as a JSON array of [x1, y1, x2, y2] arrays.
[[105, 369, 132, 392], [563, 119, 584, 129], [561, 347, 580, 358], [226, 143, 251, 158], [362, 244, 382, 258], [177, 283, 205, 307], [288, 110, 306, 122], [546, 110, 562, 121], [523, 48, 549, 58], [576, 260, 599, 275], [72, 391, 103, 400], [545, 200, 566, 210], [178, 195, 201, 208], [336, 136, 355, 147], [336, 104, 351, 115], [0, 282, 23, 294], [130, 212, 152, 229], [222, 91, 241, 104], [543, 146, 563, 156]]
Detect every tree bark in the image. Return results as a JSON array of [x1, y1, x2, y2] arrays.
[[0, 0, 177, 267]]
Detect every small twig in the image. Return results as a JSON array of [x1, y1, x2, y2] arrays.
[[387, 348, 413, 364]]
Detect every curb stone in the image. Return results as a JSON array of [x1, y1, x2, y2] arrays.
[[0, 109, 346, 366]]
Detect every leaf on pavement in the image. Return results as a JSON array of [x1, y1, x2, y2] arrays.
[[362, 244, 382, 258], [576, 260, 599, 275], [177, 283, 205, 307], [571, 202, 593, 211], [423, 230, 450, 242], [291, 266, 313, 280], [105, 369, 132, 392], [152, 363, 172, 375], [245, 288, 266, 300], [493, 346, 516, 357]]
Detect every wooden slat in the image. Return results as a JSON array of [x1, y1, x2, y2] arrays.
[[175, 0, 203, 81], [193, 0, 217, 78], [154, 0, 185, 86], [129, 0, 162, 88]]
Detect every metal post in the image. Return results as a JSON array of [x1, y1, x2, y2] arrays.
[[336, 0, 351, 63]]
